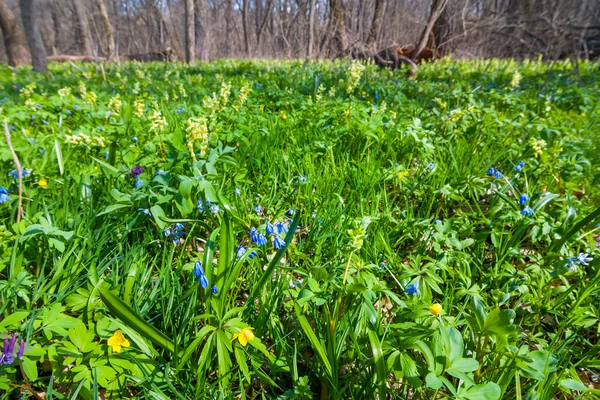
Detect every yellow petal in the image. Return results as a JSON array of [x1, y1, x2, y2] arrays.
[[244, 329, 255, 342], [121, 338, 130, 348], [238, 333, 248, 347], [111, 344, 122, 353]]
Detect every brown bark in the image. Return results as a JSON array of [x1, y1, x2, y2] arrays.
[[367, 0, 385, 47], [194, 0, 208, 60], [330, 0, 348, 56], [94, 0, 115, 58], [242, 0, 250, 57], [225, 0, 233, 57], [73, 0, 93, 56], [307, 0, 315, 58], [19, 0, 47, 72], [0, 0, 30, 66], [414, 0, 449, 60], [185, 0, 195, 63]]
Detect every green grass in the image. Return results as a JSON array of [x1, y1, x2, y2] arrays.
[[0, 58, 599, 399]]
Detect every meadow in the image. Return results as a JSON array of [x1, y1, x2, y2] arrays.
[[0, 58, 599, 399]]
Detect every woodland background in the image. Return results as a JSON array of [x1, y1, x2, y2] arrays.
[[0, 0, 599, 72]]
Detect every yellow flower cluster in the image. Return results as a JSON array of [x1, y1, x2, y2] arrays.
[[315, 84, 325, 103], [510, 71, 522, 89], [529, 138, 547, 158], [149, 108, 168, 132], [108, 95, 122, 116], [65, 132, 106, 147], [233, 82, 251, 111], [134, 98, 145, 118], [78, 81, 87, 96], [20, 83, 36, 99], [203, 81, 232, 114], [83, 91, 97, 105], [58, 87, 72, 98], [346, 61, 365, 94], [132, 82, 140, 95], [176, 82, 187, 99], [185, 117, 209, 161]]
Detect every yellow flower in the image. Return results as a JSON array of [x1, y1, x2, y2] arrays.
[[38, 179, 47, 188], [107, 330, 130, 353], [429, 303, 443, 316], [231, 327, 255, 347], [397, 171, 409, 179]]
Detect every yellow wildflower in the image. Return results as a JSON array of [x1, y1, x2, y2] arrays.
[[38, 179, 47, 188], [107, 330, 130, 353], [232, 327, 255, 347], [429, 303, 443, 316], [397, 171, 409, 179]]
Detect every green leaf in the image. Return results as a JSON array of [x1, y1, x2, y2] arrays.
[[294, 304, 332, 379], [368, 328, 387, 397], [482, 308, 518, 335], [0, 311, 30, 332], [21, 357, 38, 381], [559, 379, 587, 391], [426, 372, 443, 390], [177, 325, 216, 371], [449, 357, 479, 373], [150, 205, 167, 230], [97, 203, 131, 217], [98, 287, 176, 354], [463, 382, 501, 400]]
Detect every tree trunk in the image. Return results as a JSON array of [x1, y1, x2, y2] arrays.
[[366, 0, 385, 47], [224, 0, 232, 57], [194, 0, 208, 60], [73, 0, 93, 56], [242, 0, 250, 57], [185, 0, 195, 63], [94, 0, 115, 58], [0, 0, 30, 66], [19, 0, 47, 72], [430, 0, 450, 54], [414, 0, 449, 60], [307, 0, 315, 58], [330, 0, 348, 57]]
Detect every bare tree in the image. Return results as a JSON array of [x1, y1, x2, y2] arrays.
[[366, 0, 385, 47], [307, 0, 315, 58], [414, 0, 448, 59], [19, 0, 47, 72], [194, 0, 208, 60], [0, 0, 30, 66], [73, 0, 93, 56], [185, 0, 195, 62], [94, 0, 115, 57]]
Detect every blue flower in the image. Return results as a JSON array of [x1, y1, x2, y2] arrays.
[[494, 170, 503, 179], [287, 208, 295, 216], [210, 204, 220, 214], [193, 261, 209, 288], [105, 151, 109, 160], [487, 167, 496, 176], [65, 110, 72, 115], [235, 188, 241, 195], [42, 120, 49, 125], [273, 235, 286, 250], [250, 227, 259, 242], [132, 137, 139, 144], [248, 251, 258, 259], [9, 125, 15, 130], [0, 192, 11, 204], [565, 253, 593, 271], [520, 206, 534, 216], [256, 233, 267, 247], [197, 198, 205, 212], [404, 282, 420, 296], [425, 162, 436, 171], [8, 168, 31, 179], [134, 178, 143, 188], [211, 285, 218, 294], [0, 335, 18, 365], [237, 245, 247, 258], [176, 108, 184, 114], [375, 92, 379, 100], [266, 222, 275, 235], [174, 223, 185, 231], [255, 205, 263, 214], [514, 160, 525, 172], [298, 175, 307, 184], [433, 219, 443, 225], [276, 221, 288, 235], [139, 208, 152, 217], [519, 193, 530, 206]]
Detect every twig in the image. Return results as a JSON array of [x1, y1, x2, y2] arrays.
[[18, 360, 43, 400], [3, 120, 23, 222]]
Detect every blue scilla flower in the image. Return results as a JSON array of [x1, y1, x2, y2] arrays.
[[132, 137, 139, 144], [105, 151, 109, 160], [193, 261, 209, 289], [266, 222, 275, 235], [250, 227, 259, 242], [211, 285, 218, 294], [288, 208, 295, 216], [273, 235, 286, 250], [519, 193, 530, 206], [404, 282, 420, 296], [248, 250, 258, 259], [255, 204, 263, 214], [276, 221, 288, 235], [566, 253, 594, 266], [375, 92, 379, 100], [8, 168, 32, 179], [256, 233, 268, 247], [210, 204, 220, 214], [494, 170, 503, 179], [487, 167, 496, 176], [134, 178, 143, 188], [31, 115, 35, 120], [176, 108, 184, 114], [520, 206, 534, 216], [174, 222, 185, 231], [235, 188, 241, 195], [237, 246, 247, 258], [514, 160, 525, 172], [425, 162, 436, 171], [9, 125, 15, 130], [42, 120, 49, 125], [65, 110, 72, 115], [139, 208, 152, 217], [0, 187, 11, 204], [197, 198, 204, 212]]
